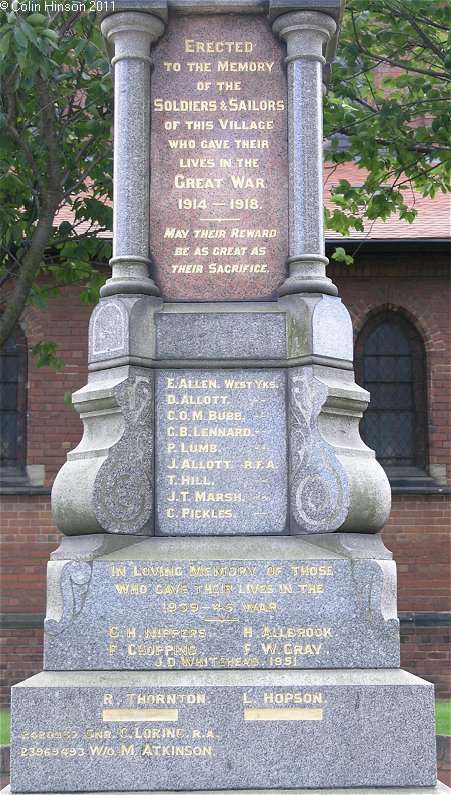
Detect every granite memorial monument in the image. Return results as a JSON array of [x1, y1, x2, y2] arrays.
[[3, 1, 446, 793]]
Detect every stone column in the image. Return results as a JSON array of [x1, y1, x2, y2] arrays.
[[100, 12, 165, 297], [273, 11, 338, 297]]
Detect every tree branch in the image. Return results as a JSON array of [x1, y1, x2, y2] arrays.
[[61, 146, 112, 201], [0, 74, 63, 346]]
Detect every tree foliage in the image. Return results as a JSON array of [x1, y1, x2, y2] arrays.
[[0, 9, 113, 350], [0, 1, 450, 348], [324, 0, 451, 246]]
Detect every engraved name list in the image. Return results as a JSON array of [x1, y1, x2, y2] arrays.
[[155, 369, 287, 535]]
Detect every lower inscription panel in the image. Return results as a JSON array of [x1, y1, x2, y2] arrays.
[[44, 537, 399, 670], [155, 369, 287, 535], [10, 670, 436, 791]]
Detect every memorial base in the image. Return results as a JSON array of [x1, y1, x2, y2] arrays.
[[9, 670, 437, 792], [2, 787, 450, 795]]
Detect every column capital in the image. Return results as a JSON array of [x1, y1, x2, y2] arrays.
[[270, 1, 343, 62], [269, 0, 343, 26], [101, 11, 166, 64], [273, 10, 337, 65]]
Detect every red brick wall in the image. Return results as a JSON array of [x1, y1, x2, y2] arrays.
[[384, 494, 451, 699], [384, 496, 451, 613], [21, 285, 90, 485], [1, 285, 89, 707], [334, 255, 451, 698], [401, 625, 450, 701], [0, 628, 44, 708], [332, 254, 450, 486], [0, 497, 57, 615], [0, 496, 57, 707]]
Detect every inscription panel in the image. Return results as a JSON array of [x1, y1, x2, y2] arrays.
[[150, 15, 288, 301], [44, 556, 400, 671], [11, 672, 436, 791], [155, 369, 287, 535]]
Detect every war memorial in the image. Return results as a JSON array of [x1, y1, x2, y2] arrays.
[[3, 1, 447, 793]]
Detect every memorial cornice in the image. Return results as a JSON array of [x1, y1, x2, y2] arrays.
[[99, 0, 344, 62], [268, 0, 343, 24], [98, 0, 168, 24], [98, 0, 343, 19]]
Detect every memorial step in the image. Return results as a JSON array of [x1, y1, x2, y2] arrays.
[[10, 669, 436, 792]]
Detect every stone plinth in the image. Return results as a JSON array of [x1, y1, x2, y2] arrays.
[[10, 670, 436, 792], [3, 788, 450, 795]]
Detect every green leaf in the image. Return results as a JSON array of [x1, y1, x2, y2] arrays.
[[41, 28, 59, 42], [0, 31, 11, 58], [31, 341, 65, 371], [13, 27, 28, 49], [332, 247, 354, 266], [20, 20, 38, 46], [63, 391, 75, 409], [26, 13, 48, 26]]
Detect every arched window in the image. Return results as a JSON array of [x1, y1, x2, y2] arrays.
[[0, 328, 28, 479], [355, 311, 428, 482]]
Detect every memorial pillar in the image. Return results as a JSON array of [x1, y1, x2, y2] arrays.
[[6, 5, 442, 794], [100, 12, 165, 297], [273, 11, 338, 297]]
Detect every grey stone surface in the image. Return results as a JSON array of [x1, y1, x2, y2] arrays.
[[155, 369, 287, 535], [100, 13, 165, 297], [25, 464, 46, 487], [10, 670, 436, 791], [273, 11, 338, 297], [170, 0, 265, 10], [3, 788, 450, 795], [99, 0, 345, 31], [284, 294, 353, 363], [50, 535, 144, 562], [289, 368, 350, 533], [43, 536, 399, 670], [288, 365, 392, 534], [312, 295, 353, 361], [52, 366, 154, 536], [310, 532, 393, 559], [3, 787, 449, 795], [50, 533, 395, 563], [89, 295, 161, 365], [155, 308, 287, 360]]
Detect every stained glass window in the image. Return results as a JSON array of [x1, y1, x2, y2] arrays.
[[356, 312, 427, 473], [0, 330, 27, 472]]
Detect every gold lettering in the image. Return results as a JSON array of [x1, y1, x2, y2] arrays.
[[217, 61, 275, 73], [174, 175, 224, 189], [244, 708, 322, 722], [184, 40, 253, 54], [263, 692, 323, 705], [186, 61, 212, 72]]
